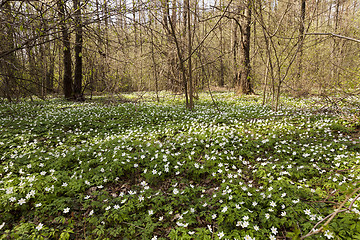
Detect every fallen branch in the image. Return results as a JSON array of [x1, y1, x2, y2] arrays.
[[301, 187, 360, 239]]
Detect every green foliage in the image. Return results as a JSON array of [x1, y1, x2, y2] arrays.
[[0, 93, 360, 239]]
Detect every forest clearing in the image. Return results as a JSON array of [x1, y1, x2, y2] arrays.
[[1, 93, 360, 239]]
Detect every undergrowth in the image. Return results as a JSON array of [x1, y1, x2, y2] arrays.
[[0, 93, 360, 240]]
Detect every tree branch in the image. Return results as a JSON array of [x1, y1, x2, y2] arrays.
[[305, 32, 360, 44]]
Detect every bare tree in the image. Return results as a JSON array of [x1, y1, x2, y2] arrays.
[[73, 0, 84, 100], [1, 0, 359, 103], [296, 0, 306, 90], [235, 0, 253, 95], [0, 1, 19, 101], [187, 0, 194, 109], [57, 0, 73, 99]]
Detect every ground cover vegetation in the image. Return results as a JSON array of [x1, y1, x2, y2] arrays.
[[1, 92, 360, 239], [2, 0, 360, 106]]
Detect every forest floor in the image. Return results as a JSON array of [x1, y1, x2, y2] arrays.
[[1, 92, 360, 240]]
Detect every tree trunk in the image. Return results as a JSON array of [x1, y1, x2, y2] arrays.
[[46, 62, 54, 94], [0, 1, 16, 101], [150, 11, 160, 102], [57, 0, 73, 99], [331, 0, 340, 86], [218, 0, 225, 87], [74, 0, 83, 100], [167, 4, 188, 108], [187, 0, 193, 109], [232, 20, 238, 88], [41, 24, 53, 96], [236, 0, 253, 95], [297, 0, 306, 90], [171, 0, 177, 28], [182, 0, 189, 107]]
